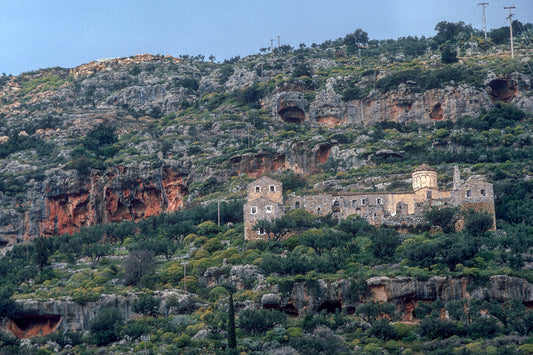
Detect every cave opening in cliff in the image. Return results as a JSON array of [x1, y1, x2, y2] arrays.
[[278, 107, 305, 124], [262, 303, 299, 317], [316, 144, 331, 164], [8, 314, 61, 339], [345, 306, 356, 315], [488, 79, 516, 102], [280, 303, 299, 317], [318, 300, 342, 314], [430, 103, 443, 120]]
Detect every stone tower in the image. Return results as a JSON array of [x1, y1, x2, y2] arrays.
[[412, 164, 438, 191], [243, 176, 284, 240]]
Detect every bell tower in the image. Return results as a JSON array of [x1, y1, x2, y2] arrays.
[[412, 164, 438, 191]]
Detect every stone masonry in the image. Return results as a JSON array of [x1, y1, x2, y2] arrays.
[[244, 165, 495, 240]]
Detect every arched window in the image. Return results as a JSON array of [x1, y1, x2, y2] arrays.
[[295, 201, 300, 209]]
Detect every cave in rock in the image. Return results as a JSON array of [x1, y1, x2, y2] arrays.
[[430, 103, 443, 120], [278, 106, 306, 124], [345, 306, 356, 315], [263, 302, 299, 317], [488, 79, 516, 102], [7, 314, 61, 339], [316, 144, 331, 164], [280, 303, 299, 317], [318, 300, 342, 314]]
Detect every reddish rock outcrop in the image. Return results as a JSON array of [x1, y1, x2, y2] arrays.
[[229, 143, 332, 178], [254, 274, 533, 321], [0, 166, 189, 242], [6, 315, 61, 339], [2, 290, 205, 338]]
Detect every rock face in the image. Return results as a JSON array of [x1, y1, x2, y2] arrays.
[[0, 165, 189, 243], [2, 289, 204, 338], [4, 273, 532, 339], [275, 92, 308, 123], [307, 85, 495, 127], [229, 143, 331, 178], [4, 294, 136, 338], [259, 274, 533, 321], [201, 264, 533, 321], [0, 54, 531, 243]]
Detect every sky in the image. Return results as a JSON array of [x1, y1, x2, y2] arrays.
[[1, 0, 532, 76]]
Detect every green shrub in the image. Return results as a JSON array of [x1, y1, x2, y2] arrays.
[[238, 308, 287, 336], [132, 294, 161, 317], [89, 307, 124, 346], [342, 87, 364, 101]]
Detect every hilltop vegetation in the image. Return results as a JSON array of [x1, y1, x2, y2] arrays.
[[0, 20, 532, 354]]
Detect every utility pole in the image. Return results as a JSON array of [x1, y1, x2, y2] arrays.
[[478, 3, 489, 39], [270, 39, 274, 52], [182, 260, 188, 292], [217, 201, 220, 226], [504, 6, 516, 58]]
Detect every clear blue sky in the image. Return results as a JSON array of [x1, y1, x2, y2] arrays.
[[1, 0, 532, 75]]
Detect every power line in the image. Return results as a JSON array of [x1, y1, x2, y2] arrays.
[[504, 6, 516, 58], [478, 3, 489, 39]]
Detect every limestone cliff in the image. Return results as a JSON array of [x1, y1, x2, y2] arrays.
[[202, 265, 533, 321], [0, 53, 531, 243], [264, 275, 533, 321], [2, 290, 203, 338], [0, 165, 188, 243]]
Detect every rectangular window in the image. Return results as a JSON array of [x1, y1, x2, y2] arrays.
[[269, 185, 276, 192], [255, 186, 261, 193], [266, 205, 272, 213], [258, 228, 266, 235], [361, 198, 368, 205], [376, 198, 382, 205], [481, 189, 486, 196], [466, 190, 472, 197], [352, 200, 357, 206], [251, 206, 257, 214]]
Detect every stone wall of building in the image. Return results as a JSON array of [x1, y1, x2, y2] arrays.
[[243, 165, 496, 239]]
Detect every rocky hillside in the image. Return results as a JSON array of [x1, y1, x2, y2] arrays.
[[0, 34, 532, 244], [1, 24, 533, 354]]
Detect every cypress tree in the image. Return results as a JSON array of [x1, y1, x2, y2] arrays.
[[228, 292, 236, 349]]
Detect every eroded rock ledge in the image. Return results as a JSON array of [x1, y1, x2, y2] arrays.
[[2, 290, 205, 339], [3, 274, 532, 339]]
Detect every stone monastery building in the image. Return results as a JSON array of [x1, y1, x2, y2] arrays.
[[244, 165, 495, 240]]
